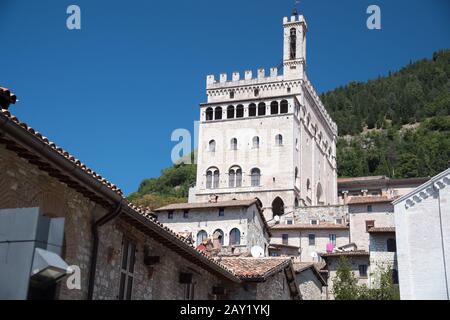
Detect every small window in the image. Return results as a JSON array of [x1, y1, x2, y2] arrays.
[[229, 90, 235, 99], [387, 238, 396, 252], [310, 219, 318, 225], [252, 136, 260, 148], [168, 211, 174, 219], [248, 103, 257, 117], [282, 234, 289, 245], [359, 265, 368, 278], [229, 228, 241, 245], [287, 219, 293, 225], [275, 134, 283, 146], [270, 101, 279, 115], [183, 210, 189, 219], [196, 230, 208, 246], [219, 208, 224, 217], [227, 105, 235, 119], [230, 138, 237, 150], [365, 220, 375, 232], [208, 140, 216, 152], [280, 100, 288, 114], [251, 168, 261, 187], [236, 105, 244, 118], [329, 234, 336, 247], [287, 87, 291, 93], [335, 218, 342, 225], [254, 89, 259, 97], [308, 234, 316, 246], [205, 107, 213, 121], [214, 107, 222, 120], [119, 238, 136, 300], [258, 102, 266, 116], [367, 205, 373, 212]]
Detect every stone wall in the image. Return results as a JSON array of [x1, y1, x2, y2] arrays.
[[0, 144, 103, 300], [296, 268, 323, 300], [293, 205, 348, 224], [256, 270, 292, 300]]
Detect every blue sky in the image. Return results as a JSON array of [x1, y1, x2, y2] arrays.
[[0, 0, 449, 194]]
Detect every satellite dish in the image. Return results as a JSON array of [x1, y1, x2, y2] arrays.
[[274, 215, 280, 223], [310, 251, 318, 258], [251, 246, 265, 258]]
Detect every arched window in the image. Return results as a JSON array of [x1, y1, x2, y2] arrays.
[[294, 198, 299, 208], [206, 107, 213, 121], [227, 105, 235, 119], [215, 107, 222, 120], [228, 168, 235, 188], [208, 140, 216, 152], [280, 100, 288, 113], [290, 28, 296, 60], [228, 166, 242, 188], [316, 183, 324, 205], [258, 102, 266, 116], [387, 238, 396, 252], [229, 228, 241, 245], [251, 168, 261, 187], [206, 167, 220, 189], [248, 103, 257, 117], [196, 230, 208, 247], [295, 167, 299, 187], [213, 229, 224, 246], [272, 197, 285, 217], [230, 138, 237, 150], [252, 136, 260, 148], [236, 105, 244, 118], [270, 101, 279, 115], [307, 179, 311, 190], [229, 90, 235, 99], [275, 134, 283, 146]]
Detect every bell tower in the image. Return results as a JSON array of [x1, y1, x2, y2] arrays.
[[283, 8, 307, 80]]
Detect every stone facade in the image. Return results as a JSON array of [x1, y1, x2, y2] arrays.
[[369, 232, 397, 287], [296, 268, 325, 300], [190, 12, 338, 219], [394, 168, 450, 300], [155, 203, 270, 255]]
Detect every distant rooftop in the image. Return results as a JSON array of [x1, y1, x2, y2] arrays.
[[271, 222, 349, 231], [154, 199, 259, 211]]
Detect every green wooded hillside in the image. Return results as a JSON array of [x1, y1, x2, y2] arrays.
[[129, 50, 450, 208]]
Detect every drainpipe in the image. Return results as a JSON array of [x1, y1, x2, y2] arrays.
[[87, 200, 123, 300]]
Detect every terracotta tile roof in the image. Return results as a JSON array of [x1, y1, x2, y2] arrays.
[[338, 176, 386, 183], [293, 262, 327, 286], [0, 108, 123, 197], [214, 257, 292, 280], [320, 250, 370, 258], [154, 199, 259, 211], [271, 222, 349, 230], [347, 196, 394, 205], [0, 108, 242, 283], [269, 243, 300, 249], [368, 227, 396, 233]]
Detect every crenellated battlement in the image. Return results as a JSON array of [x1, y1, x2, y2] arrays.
[[282, 14, 307, 27], [206, 67, 289, 89]]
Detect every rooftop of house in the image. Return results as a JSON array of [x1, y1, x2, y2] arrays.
[[368, 227, 396, 233], [293, 262, 327, 286], [271, 222, 349, 231], [154, 199, 259, 211], [338, 175, 430, 189], [214, 257, 292, 281], [0, 105, 243, 283], [320, 250, 370, 258], [347, 195, 395, 205]]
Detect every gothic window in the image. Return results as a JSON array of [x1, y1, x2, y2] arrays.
[[251, 168, 261, 187], [316, 183, 324, 205], [229, 166, 242, 188], [229, 228, 241, 245], [270, 101, 279, 115], [290, 28, 296, 60], [252, 136, 260, 148], [206, 107, 213, 121], [213, 229, 224, 246], [208, 140, 216, 152], [230, 138, 237, 150], [196, 230, 208, 247], [272, 197, 285, 217], [248, 103, 257, 117], [236, 104, 244, 118], [206, 167, 220, 189], [227, 105, 235, 119], [258, 102, 266, 116], [275, 134, 283, 146], [295, 167, 299, 187], [280, 100, 288, 113], [215, 107, 222, 120]]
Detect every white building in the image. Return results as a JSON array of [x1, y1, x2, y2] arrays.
[[189, 9, 338, 220], [393, 168, 450, 300]]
